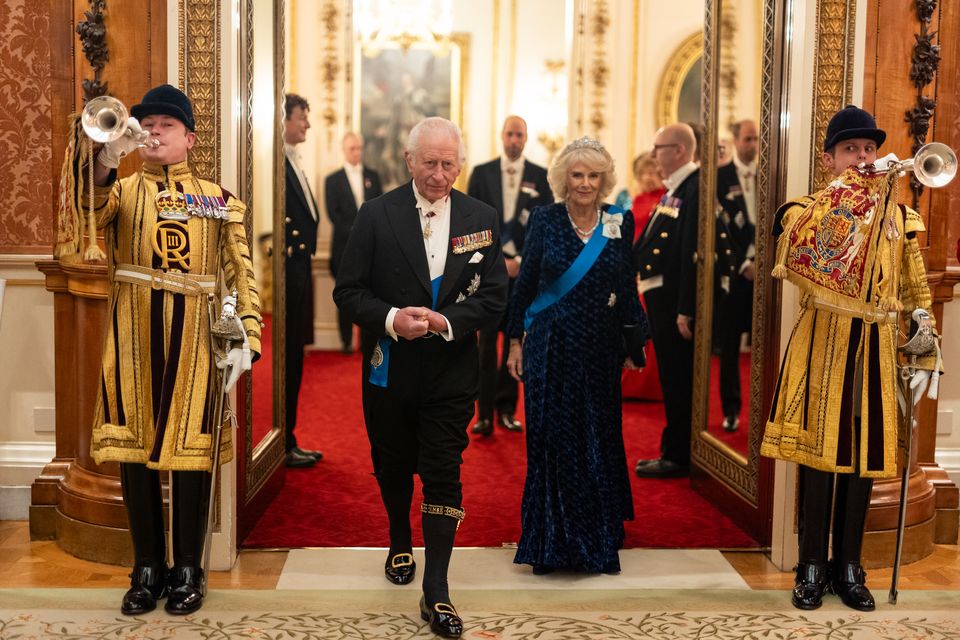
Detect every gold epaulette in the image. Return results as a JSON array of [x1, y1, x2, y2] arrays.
[[901, 204, 925, 235]]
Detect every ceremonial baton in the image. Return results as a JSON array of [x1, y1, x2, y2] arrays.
[[889, 355, 916, 605], [201, 291, 245, 595], [889, 308, 941, 604]]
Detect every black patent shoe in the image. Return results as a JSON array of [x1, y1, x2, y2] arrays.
[[471, 419, 493, 436], [791, 561, 830, 610], [165, 566, 205, 615], [420, 595, 463, 638], [722, 415, 739, 432], [635, 458, 690, 478], [121, 564, 168, 615], [830, 561, 876, 611], [498, 413, 523, 432], [384, 552, 416, 585]]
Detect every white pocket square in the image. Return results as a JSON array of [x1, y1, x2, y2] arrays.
[[469, 251, 484, 264]]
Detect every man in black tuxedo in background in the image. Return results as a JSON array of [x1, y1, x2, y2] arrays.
[[325, 132, 384, 353], [333, 117, 507, 638], [282, 93, 323, 469], [466, 115, 553, 436], [715, 119, 758, 433], [634, 123, 700, 478]]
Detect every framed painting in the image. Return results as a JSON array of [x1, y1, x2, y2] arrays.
[[353, 33, 469, 191]]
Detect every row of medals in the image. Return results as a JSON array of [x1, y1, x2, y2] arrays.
[[156, 189, 228, 221]]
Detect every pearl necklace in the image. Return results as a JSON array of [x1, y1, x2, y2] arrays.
[[567, 207, 600, 238]]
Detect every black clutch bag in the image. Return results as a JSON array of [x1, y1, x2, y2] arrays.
[[622, 324, 647, 367]]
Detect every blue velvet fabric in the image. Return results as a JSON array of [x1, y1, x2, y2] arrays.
[[507, 202, 648, 573]]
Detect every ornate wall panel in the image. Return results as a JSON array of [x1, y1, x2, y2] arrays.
[[0, 0, 53, 254], [808, 0, 856, 190], [179, 0, 221, 182], [857, 0, 958, 558]]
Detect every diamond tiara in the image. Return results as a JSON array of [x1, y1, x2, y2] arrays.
[[565, 136, 605, 152]]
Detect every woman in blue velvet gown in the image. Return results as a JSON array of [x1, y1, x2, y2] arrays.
[[506, 137, 648, 574]]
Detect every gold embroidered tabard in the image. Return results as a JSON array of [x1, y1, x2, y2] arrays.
[[772, 166, 901, 315], [762, 169, 941, 479], [87, 160, 262, 472]]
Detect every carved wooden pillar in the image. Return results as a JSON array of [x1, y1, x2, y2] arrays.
[[860, 0, 959, 568], [31, 0, 167, 565], [31, 259, 139, 565]]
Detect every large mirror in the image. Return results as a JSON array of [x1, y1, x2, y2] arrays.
[[238, 0, 287, 534], [690, 0, 788, 540]]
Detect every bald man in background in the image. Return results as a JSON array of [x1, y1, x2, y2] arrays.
[[325, 132, 384, 353], [466, 116, 553, 436], [633, 123, 700, 478]]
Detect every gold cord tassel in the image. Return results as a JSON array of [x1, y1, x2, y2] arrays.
[[54, 115, 83, 258], [83, 138, 106, 262]]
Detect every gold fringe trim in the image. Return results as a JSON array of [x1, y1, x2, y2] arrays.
[[54, 114, 83, 258], [83, 140, 106, 262]]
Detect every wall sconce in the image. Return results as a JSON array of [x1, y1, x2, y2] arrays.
[[538, 131, 565, 165]]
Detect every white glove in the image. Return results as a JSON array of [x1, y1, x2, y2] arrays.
[[97, 117, 143, 169], [873, 152, 902, 174], [217, 345, 252, 393], [910, 369, 933, 406]]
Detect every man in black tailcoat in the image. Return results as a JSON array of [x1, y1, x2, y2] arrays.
[[325, 131, 384, 353], [715, 119, 758, 432], [333, 117, 507, 639], [282, 93, 323, 468], [633, 123, 700, 478], [466, 115, 553, 436]]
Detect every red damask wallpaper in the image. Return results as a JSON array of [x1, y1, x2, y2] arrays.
[[0, 0, 52, 254]]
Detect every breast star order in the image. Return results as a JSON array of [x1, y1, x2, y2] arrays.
[[466, 273, 481, 296]]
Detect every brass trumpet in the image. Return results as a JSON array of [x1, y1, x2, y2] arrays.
[[81, 95, 159, 148]]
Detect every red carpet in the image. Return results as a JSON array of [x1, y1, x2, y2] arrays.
[[242, 347, 758, 550]]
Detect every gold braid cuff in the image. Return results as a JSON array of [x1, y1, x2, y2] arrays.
[[421, 503, 465, 523]]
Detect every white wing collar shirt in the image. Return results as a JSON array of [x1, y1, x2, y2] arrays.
[[732, 153, 757, 225], [344, 161, 366, 209], [500, 155, 525, 224], [284, 143, 319, 221], [383, 181, 455, 341]]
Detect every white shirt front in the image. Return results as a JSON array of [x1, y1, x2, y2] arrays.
[[662, 161, 699, 195], [732, 154, 757, 225], [344, 162, 365, 209], [383, 182, 454, 341], [500, 155, 525, 224], [412, 184, 452, 282], [283, 143, 318, 221]]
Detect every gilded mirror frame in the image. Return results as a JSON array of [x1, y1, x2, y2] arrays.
[[238, 0, 287, 504], [689, 0, 789, 536], [655, 31, 703, 129], [180, 0, 286, 541]]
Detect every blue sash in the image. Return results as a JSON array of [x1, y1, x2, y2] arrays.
[[369, 274, 444, 388], [524, 208, 618, 331]]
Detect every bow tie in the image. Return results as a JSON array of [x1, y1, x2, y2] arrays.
[[420, 203, 444, 217]]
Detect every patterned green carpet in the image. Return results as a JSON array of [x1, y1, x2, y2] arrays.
[[2, 589, 959, 639]]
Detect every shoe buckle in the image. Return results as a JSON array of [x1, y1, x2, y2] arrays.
[[390, 553, 414, 568], [434, 602, 458, 616]]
